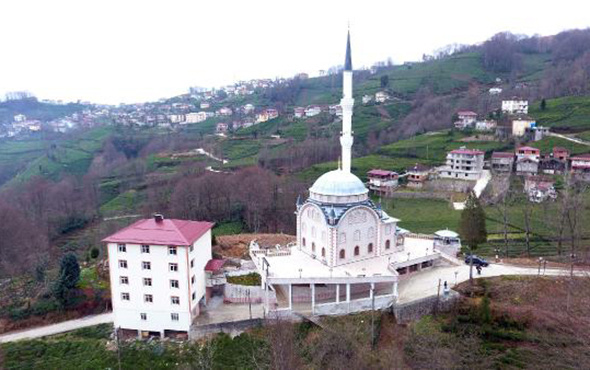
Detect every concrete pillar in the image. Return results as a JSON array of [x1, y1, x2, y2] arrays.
[[336, 284, 340, 303], [160, 330, 165, 339], [311, 284, 315, 315], [264, 282, 269, 316], [393, 281, 398, 297], [288, 284, 293, 310], [370, 283, 375, 300], [346, 283, 351, 302], [137, 330, 142, 339]]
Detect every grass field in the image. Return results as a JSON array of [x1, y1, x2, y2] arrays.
[[529, 96, 590, 131]]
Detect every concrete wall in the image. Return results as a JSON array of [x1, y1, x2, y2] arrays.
[[190, 318, 264, 340], [388, 191, 451, 200], [314, 294, 395, 316], [223, 283, 276, 304], [393, 291, 459, 324]]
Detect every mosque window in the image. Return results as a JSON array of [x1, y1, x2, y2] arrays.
[[339, 232, 346, 244], [302, 238, 306, 247], [354, 230, 361, 241], [301, 222, 306, 232], [312, 242, 316, 253], [339, 249, 345, 259], [385, 225, 392, 235], [385, 240, 391, 249], [354, 246, 360, 256], [368, 243, 373, 253], [321, 248, 326, 258]]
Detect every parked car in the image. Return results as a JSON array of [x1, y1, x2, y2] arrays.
[[464, 255, 489, 267]]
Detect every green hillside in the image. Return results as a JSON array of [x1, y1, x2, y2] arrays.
[[529, 96, 590, 131]]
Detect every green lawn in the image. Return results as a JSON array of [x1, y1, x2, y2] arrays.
[[529, 96, 590, 131]]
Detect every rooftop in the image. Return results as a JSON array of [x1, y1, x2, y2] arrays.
[[367, 169, 398, 177], [449, 148, 484, 155], [492, 152, 515, 158], [102, 217, 214, 246]]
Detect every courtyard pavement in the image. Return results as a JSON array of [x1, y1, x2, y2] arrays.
[[192, 296, 264, 326]]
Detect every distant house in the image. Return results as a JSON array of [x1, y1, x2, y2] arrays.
[[512, 117, 536, 136], [362, 95, 372, 104], [256, 112, 269, 123], [524, 176, 556, 203], [454, 111, 478, 129], [515, 146, 540, 175], [13, 114, 26, 122], [489, 87, 502, 95], [329, 104, 343, 117], [243, 104, 255, 114], [571, 153, 590, 180], [266, 108, 279, 120], [305, 106, 322, 117], [553, 147, 570, 162], [502, 99, 528, 115], [438, 147, 485, 181], [367, 169, 399, 195], [293, 107, 306, 118], [375, 91, 389, 103], [168, 114, 185, 124], [185, 112, 207, 124], [491, 152, 514, 173], [540, 157, 566, 175], [530, 126, 550, 141], [475, 120, 497, 131], [216, 122, 228, 133], [217, 107, 233, 116], [406, 164, 430, 188], [200, 102, 210, 109], [294, 73, 309, 79]]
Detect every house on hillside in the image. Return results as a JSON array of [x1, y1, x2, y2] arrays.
[[524, 176, 556, 203], [243, 104, 255, 114], [216, 122, 228, 133], [438, 147, 485, 181], [571, 153, 590, 180], [103, 214, 214, 339], [502, 98, 528, 115], [540, 156, 566, 175], [406, 164, 430, 188], [512, 116, 536, 136], [367, 169, 399, 195], [475, 120, 497, 131], [362, 95, 372, 104], [200, 102, 210, 109], [375, 91, 389, 103], [329, 104, 343, 117], [553, 147, 570, 162], [217, 107, 233, 116], [305, 105, 322, 117], [515, 146, 540, 175], [489, 87, 502, 95], [266, 108, 279, 120], [491, 152, 514, 173], [294, 107, 306, 118], [455, 111, 477, 129]]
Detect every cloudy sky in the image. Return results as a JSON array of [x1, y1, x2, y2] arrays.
[[1, 0, 589, 105]]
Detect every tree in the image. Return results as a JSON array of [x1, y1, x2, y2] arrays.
[[54, 253, 81, 306], [380, 75, 389, 88], [540, 98, 547, 111], [459, 192, 487, 283]]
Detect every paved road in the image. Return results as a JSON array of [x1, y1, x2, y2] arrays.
[[0, 313, 114, 343], [398, 262, 588, 303]]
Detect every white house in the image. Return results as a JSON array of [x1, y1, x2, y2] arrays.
[[502, 99, 528, 115], [185, 112, 207, 124], [375, 91, 389, 103], [362, 95, 372, 104], [438, 147, 485, 180], [13, 114, 27, 122], [455, 111, 477, 129], [200, 102, 210, 109], [489, 87, 502, 95], [512, 117, 536, 137], [475, 120, 497, 131], [294, 107, 306, 118], [305, 106, 322, 117], [103, 215, 214, 338]]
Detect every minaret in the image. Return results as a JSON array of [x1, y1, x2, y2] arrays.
[[340, 30, 354, 173]]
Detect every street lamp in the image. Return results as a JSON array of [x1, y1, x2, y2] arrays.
[[454, 271, 458, 286]]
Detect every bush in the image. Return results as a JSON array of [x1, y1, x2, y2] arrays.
[[90, 247, 100, 259], [227, 273, 261, 286]]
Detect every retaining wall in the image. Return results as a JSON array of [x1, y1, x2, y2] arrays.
[[393, 291, 459, 323], [223, 283, 276, 304]]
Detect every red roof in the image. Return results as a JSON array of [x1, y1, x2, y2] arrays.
[[492, 152, 514, 158], [553, 147, 569, 153], [517, 146, 540, 152], [103, 218, 214, 246], [367, 169, 397, 177], [204, 259, 225, 272], [450, 148, 484, 155], [571, 153, 590, 161]]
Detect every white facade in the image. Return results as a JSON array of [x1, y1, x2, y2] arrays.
[[502, 99, 528, 115], [375, 91, 389, 103], [107, 229, 211, 336], [512, 118, 535, 136], [438, 148, 485, 180], [305, 106, 322, 117]]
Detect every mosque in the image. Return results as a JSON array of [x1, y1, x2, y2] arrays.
[[250, 31, 461, 316]]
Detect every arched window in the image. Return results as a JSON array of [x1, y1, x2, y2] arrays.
[[385, 239, 390, 249], [321, 247, 326, 258], [339, 232, 346, 244], [368, 243, 373, 253], [312, 242, 316, 253], [354, 230, 361, 241], [339, 249, 345, 259], [302, 238, 306, 247], [354, 246, 360, 256]]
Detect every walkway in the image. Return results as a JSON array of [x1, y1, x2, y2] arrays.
[[548, 132, 590, 147], [0, 313, 114, 343], [397, 262, 587, 304]]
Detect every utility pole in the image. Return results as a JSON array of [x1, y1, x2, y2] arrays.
[[115, 326, 122, 370], [247, 290, 252, 320], [435, 279, 441, 315], [371, 286, 375, 348]]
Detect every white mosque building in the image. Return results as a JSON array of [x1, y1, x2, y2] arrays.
[[250, 31, 460, 316]]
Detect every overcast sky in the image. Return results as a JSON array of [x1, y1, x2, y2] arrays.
[[1, 0, 589, 105]]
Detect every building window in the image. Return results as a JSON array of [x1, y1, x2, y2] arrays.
[[141, 245, 150, 253], [339, 232, 346, 244], [302, 238, 306, 247], [119, 260, 128, 269], [171, 313, 179, 321], [368, 243, 374, 253], [169, 246, 177, 255], [144, 294, 153, 303], [354, 246, 360, 256], [339, 249, 345, 259], [143, 278, 152, 286], [385, 240, 391, 250], [192, 292, 196, 301], [191, 275, 195, 284], [121, 292, 130, 301], [169, 263, 178, 272], [140, 313, 147, 321], [190, 259, 195, 268], [171, 296, 180, 305], [321, 248, 326, 258], [190, 244, 194, 252], [118, 244, 126, 252], [170, 279, 179, 288], [120, 276, 129, 284], [142, 261, 151, 270], [312, 242, 316, 253]]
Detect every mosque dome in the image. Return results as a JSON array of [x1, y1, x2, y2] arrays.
[[309, 169, 369, 204]]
